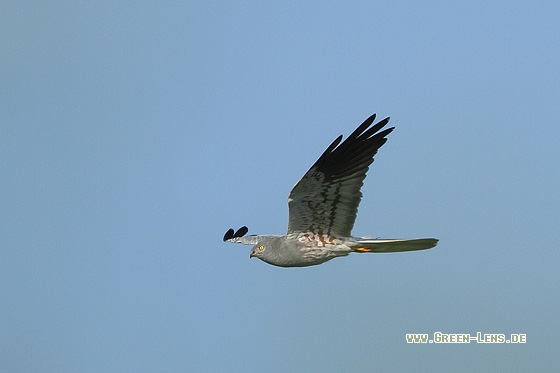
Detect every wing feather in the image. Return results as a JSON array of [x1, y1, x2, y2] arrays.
[[287, 114, 394, 237]]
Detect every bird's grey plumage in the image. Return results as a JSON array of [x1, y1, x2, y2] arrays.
[[287, 115, 392, 237], [223, 113, 439, 267]]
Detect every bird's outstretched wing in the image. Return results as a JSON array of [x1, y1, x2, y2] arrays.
[[223, 226, 259, 245], [287, 114, 394, 237]]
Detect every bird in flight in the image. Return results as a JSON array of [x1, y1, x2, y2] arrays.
[[224, 113, 438, 267]]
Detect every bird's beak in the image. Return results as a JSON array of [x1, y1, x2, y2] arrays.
[[250, 249, 256, 258]]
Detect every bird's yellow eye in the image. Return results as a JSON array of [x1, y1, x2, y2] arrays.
[[258, 245, 265, 251]]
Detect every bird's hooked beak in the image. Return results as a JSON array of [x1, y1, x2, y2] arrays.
[[249, 249, 256, 258]]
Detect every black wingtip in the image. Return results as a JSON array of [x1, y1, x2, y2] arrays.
[[223, 228, 235, 242], [234, 226, 248, 238], [223, 226, 249, 242]]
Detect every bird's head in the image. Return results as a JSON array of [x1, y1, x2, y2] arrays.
[[249, 243, 266, 259], [249, 236, 283, 262]]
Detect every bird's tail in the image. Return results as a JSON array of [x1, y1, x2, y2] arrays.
[[350, 238, 438, 253]]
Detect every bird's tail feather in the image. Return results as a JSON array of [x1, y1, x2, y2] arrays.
[[351, 238, 438, 253]]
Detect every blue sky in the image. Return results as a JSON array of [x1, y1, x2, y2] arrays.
[[2, 1, 559, 371]]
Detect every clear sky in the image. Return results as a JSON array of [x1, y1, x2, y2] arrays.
[[2, 1, 559, 371]]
